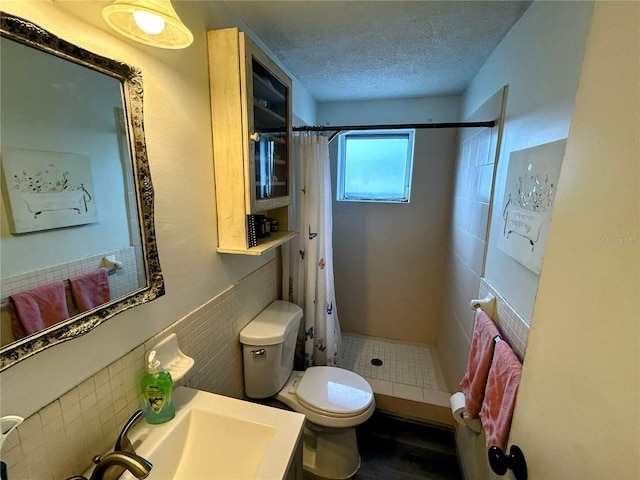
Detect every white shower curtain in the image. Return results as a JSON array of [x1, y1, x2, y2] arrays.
[[282, 134, 341, 368]]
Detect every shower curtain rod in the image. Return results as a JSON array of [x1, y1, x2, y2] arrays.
[[271, 120, 496, 142], [291, 120, 495, 133], [261, 121, 495, 142]]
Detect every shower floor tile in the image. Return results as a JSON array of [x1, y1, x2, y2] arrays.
[[341, 334, 449, 407]]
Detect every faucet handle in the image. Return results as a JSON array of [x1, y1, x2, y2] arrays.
[[114, 410, 144, 453], [89, 452, 152, 480]]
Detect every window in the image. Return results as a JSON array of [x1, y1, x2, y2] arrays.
[[337, 129, 415, 203]]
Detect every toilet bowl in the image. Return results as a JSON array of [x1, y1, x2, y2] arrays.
[[240, 301, 375, 479]]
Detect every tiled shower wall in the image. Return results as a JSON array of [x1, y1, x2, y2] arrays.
[[437, 120, 499, 391], [1, 259, 277, 480]]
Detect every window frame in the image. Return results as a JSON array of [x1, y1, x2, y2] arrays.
[[336, 128, 416, 203]]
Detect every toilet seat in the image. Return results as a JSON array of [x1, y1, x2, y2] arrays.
[[296, 366, 374, 417], [276, 368, 376, 428]]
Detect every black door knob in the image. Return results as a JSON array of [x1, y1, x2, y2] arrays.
[[488, 445, 528, 480]]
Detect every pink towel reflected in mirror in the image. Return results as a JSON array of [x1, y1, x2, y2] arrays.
[[9, 282, 70, 338], [69, 267, 111, 312]]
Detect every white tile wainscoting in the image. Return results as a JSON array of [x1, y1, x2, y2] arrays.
[[478, 278, 529, 360], [1, 260, 278, 480], [1, 247, 143, 304]]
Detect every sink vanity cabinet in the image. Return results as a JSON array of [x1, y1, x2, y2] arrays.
[[208, 28, 296, 255], [96, 387, 304, 480]]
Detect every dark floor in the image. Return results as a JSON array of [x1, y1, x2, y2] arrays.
[[304, 411, 463, 480], [353, 412, 463, 480]]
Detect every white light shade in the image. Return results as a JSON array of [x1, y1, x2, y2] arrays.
[[133, 11, 166, 35], [102, 0, 193, 49]]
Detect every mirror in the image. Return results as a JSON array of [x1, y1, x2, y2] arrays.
[[0, 12, 164, 370]]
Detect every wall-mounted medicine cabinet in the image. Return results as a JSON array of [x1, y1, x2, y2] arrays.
[[208, 27, 296, 255]]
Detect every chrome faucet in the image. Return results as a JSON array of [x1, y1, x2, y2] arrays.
[[88, 452, 151, 480], [66, 410, 151, 480], [65, 452, 151, 480], [115, 410, 144, 453], [95, 410, 151, 480]]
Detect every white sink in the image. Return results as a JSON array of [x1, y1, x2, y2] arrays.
[[118, 387, 305, 480]]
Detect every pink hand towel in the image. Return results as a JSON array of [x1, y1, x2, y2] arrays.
[[480, 340, 522, 450], [459, 311, 501, 418], [9, 282, 70, 337], [69, 268, 111, 312]]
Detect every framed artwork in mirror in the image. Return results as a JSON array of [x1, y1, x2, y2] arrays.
[[2, 149, 98, 233]]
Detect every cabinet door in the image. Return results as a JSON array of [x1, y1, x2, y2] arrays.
[[209, 28, 297, 255], [242, 36, 292, 213]]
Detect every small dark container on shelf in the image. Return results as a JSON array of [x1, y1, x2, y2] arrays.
[[253, 214, 271, 238]]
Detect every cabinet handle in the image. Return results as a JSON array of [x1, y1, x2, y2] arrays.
[[249, 132, 260, 142]]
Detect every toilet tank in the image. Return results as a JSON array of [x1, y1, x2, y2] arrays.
[[239, 301, 303, 398]]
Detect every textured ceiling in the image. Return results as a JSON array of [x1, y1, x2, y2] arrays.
[[224, 1, 531, 102]]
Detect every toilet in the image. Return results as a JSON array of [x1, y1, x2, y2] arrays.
[[240, 300, 375, 479]]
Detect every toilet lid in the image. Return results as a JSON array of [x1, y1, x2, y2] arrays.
[[296, 366, 373, 416]]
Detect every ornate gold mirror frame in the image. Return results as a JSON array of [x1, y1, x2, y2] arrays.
[[0, 12, 164, 370]]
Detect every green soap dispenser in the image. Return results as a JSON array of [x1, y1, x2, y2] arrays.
[[141, 351, 175, 424]]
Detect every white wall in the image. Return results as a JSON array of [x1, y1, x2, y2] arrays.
[[510, 2, 640, 477], [464, 1, 594, 322], [318, 96, 461, 126], [443, 2, 595, 478], [0, 0, 316, 419], [317, 97, 460, 344], [448, 0, 595, 382], [0, 36, 130, 275]]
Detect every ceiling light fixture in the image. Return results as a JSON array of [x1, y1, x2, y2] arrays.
[[102, 0, 193, 49]]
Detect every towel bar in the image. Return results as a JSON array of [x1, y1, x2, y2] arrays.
[[1, 259, 123, 306], [470, 294, 496, 318], [100, 255, 123, 274]]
